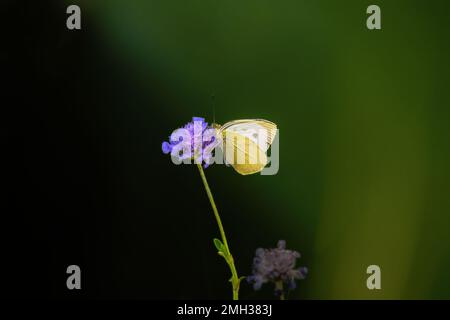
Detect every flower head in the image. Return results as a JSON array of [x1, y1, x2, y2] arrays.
[[162, 117, 219, 168], [247, 240, 307, 296]]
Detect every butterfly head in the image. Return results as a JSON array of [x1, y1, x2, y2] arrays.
[[212, 123, 222, 130]]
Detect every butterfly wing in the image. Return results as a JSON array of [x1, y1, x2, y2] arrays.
[[220, 119, 277, 151], [220, 119, 277, 175]]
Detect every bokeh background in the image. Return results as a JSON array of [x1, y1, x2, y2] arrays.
[[3, 0, 450, 299]]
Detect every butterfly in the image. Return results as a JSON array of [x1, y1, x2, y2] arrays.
[[213, 119, 277, 175]]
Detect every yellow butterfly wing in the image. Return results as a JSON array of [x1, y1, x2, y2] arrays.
[[219, 119, 277, 175]]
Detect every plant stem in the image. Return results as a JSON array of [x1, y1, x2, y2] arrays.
[[275, 281, 285, 300], [197, 163, 240, 300]]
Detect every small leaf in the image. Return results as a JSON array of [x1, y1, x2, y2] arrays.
[[213, 238, 225, 252], [231, 276, 245, 285], [236, 276, 246, 290]]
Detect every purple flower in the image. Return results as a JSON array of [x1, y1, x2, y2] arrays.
[[247, 240, 307, 296], [162, 117, 219, 168]]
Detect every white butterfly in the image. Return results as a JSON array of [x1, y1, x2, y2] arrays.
[[214, 119, 277, 175]]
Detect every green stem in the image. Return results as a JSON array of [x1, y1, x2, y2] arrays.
[[197, 164, 240, 300], [275, 281, 285, 300]]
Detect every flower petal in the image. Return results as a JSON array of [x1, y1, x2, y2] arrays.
[[192, 116, 205, 123], [162, 141, 172, 154], [277, 240, 286, 249]]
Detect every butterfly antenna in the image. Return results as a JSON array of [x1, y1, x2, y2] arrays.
[[211, 93, 216, 124]]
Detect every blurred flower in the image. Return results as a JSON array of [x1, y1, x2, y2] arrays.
[[162, 117, 219, 168], [247, 240, 307, 296]]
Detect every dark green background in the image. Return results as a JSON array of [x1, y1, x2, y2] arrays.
[[3, 0, 450, 299]]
